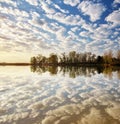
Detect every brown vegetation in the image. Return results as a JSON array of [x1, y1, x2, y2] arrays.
[[30, 50, 120, 66]]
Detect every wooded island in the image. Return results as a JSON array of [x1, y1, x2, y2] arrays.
[[30, 50, 120, 66]]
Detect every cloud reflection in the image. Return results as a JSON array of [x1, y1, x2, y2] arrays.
[[0, 66, 120, 124]]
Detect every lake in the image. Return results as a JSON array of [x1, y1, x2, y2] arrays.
[[0, 66, 120, 124]]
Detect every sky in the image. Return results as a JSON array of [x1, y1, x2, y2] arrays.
[[0, 0, 120, 62]]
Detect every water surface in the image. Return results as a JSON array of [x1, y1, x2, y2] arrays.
[[0, 66, 120, 124]]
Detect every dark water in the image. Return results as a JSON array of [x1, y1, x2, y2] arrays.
[[0, 66, 120, 124]]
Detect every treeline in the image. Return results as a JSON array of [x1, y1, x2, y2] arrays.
[[30, 50, 120, 66]]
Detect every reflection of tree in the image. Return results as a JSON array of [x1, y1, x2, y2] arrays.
[[31, 65, 58, 75], [103, 67, 113, 79], [103, 66, 120, 80], [65, 66, 97, 78], [36, 66, 87, 78], [48, 66, 58, 75], [117, 70, 120, 79], [31, 65, 37, 72], [30, 65, 120, 79]]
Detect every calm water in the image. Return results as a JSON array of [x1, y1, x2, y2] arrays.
[[0, 66, 120, 124]]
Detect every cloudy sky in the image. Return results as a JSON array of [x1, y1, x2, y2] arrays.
[[0, 0, 120, 62]]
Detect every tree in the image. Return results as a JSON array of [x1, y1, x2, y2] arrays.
[[115, 50, 120, 65], [42, 56, 47, 64], [30, 57, 37, 65], [86, 52, 91, 62], [30, 50, 120, 66], [36, 54, 44, 65], [48, 53, 58, 64], [91, 54, 96, 63], [82, 52, 87, 63], [96, 56, 104, 64], [108, 50, 113, 64], [117, 50, 120, 60], [60, 52, 67, 63], [69, 51, 76, 63], [103, 50, 113, 65]]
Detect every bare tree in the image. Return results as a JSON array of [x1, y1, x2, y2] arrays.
[[117, 50, 120, 60], [103, 50, 113, 65]]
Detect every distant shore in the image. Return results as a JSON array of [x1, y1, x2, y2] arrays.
[[0, 63, 30, 66]]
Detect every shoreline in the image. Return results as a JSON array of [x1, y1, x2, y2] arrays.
[[0, 63, 120, 67], [0, 63, 30, 66]]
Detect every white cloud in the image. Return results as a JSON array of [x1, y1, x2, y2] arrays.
[[105, 9, 120, 26], [0, 0, 120, 62], [92, 24, 112, 40], [113, 0, 120, 4], [54, 4, 69, 14], [79, 31, 89, 37], [47, 12, 85, 26], [29, 11, 45, 27], [0, 0, 17, 7], [85, 39, 119, 55], [71, 27, 79, 32], [25, 0, 39, 6], [55, 26, 66, 41], [78, 1, 106, 22], [0, 4, 54, 55], [68, 31, 78, 39], [63, 0, 80, 6], [41, 1, 55, 14]]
